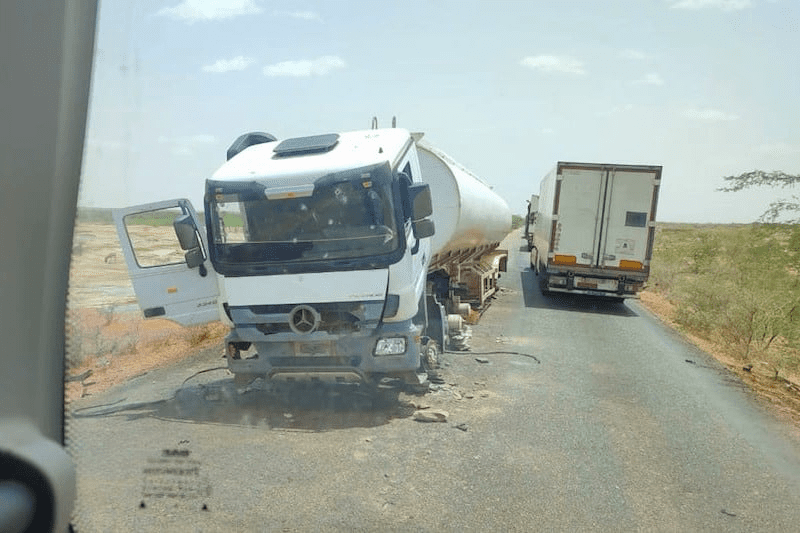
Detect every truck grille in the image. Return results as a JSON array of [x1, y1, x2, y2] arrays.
[[229, 301, 384, 336]]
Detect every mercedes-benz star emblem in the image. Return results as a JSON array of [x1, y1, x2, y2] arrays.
[[289, 305, 319, 335]]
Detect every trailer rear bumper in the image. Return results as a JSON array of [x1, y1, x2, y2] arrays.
[[544, 270, 646, 298]]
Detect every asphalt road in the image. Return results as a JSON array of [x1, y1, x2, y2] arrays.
[[69, 231, 800, 532]]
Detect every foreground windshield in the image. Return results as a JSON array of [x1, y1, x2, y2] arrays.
[[209, 164, 400, 264]]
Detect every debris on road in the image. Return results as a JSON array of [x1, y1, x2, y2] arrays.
[[454, 423, 469, 432], [450, 326, 472, 351], [475, 357, 490, 364], [428, 374, 446, 384], [413, 409, 449, 423]]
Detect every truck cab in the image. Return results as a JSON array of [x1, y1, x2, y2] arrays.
[[113, 128, 437, 386]]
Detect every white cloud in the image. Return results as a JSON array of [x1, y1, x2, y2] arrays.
[[157, 0, 262, 23], [632, 73, 664, 85], [263, 56, 346, 77], [620, 49, 649, 60], [683, 108, 740, 121], [520, 55, 586, 75], [669, 0, 752, 11], [275, 10, 322, 21], [158, 134, 216, 156], [202, 56, 256, 73]]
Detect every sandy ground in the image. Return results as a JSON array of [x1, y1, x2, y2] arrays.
[[66, 222, 229, 402]]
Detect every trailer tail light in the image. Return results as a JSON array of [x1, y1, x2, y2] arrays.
[[619, 260, 643, 270], [553, 254, 577, 265]]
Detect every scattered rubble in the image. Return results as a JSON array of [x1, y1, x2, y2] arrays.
[[450, 326, 473, 351], [413, 409, 449, 423]]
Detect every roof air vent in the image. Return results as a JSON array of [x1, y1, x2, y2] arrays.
[[274, 134, 339, 157]]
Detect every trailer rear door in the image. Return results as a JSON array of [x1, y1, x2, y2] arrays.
[[554, 166, 606, 267], [598, 168, 659, 271]]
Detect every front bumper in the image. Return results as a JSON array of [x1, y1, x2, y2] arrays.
[[225, 319, 422, 382]]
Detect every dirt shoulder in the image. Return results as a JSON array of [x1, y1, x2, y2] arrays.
[[65, 308, 228, 403], [638, 290, 800, 429]]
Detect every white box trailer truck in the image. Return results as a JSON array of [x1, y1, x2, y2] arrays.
[[529, 162, 662, 299], [112, 127, 511, 387]]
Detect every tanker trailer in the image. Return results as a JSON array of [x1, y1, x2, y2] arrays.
[[416, 139, 510, 310], [112, 127, 511, 387]]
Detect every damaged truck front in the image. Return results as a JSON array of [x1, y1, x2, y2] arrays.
[[113, 127, 510, 387]]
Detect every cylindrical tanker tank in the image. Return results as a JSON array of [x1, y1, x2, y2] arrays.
[[415, 140, 511, 308], [416, 140, 511, 262]]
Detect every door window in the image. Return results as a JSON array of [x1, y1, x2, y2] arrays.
[[123, 208, 186, 268]]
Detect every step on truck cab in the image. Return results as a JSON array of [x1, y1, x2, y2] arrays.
[[113, 127, 511, 387], [530, 162, 662, 299]]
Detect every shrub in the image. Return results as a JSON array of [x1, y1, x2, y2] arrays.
[[651, 223, 799, 378]]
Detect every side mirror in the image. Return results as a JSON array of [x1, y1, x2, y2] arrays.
[[529, 195, 539, 215], [174, 214, 206, 274], [408, 183, 433, 221], [412, 218, 435, 239], [184, 247, 205, 269], [173, 214, 200, 251]]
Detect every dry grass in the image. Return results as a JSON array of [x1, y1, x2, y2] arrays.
[[65, 308, 228, 402], [642, 222, 800, 425]]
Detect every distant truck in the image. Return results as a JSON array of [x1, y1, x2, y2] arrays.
[[113, 126, 510, 388], [527, 162, 662, 299]]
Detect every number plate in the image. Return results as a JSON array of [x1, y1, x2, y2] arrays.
[[294, 342, 333, 357]]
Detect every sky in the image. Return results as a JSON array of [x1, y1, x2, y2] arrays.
[[79, 0, 800, 223]]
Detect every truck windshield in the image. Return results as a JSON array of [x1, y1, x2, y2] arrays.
[[207, 163, 400, 268]]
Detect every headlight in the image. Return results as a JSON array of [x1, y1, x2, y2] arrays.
[[374, 337, 407, 356]]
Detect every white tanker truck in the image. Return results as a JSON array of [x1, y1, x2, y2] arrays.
[[112, 126, 511, 387]]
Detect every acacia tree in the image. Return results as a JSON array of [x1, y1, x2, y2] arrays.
[[718, 170, 800, 223]]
